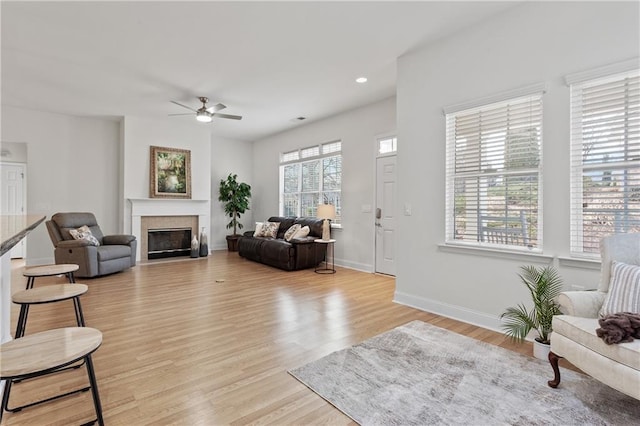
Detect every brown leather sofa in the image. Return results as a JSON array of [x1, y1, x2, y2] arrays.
[[238, 216, 326, 271]]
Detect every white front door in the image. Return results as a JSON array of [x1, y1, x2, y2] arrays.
[[375, 155, 396, 275], [1, 162, 27, 258]]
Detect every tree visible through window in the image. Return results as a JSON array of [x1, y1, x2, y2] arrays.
[[446, 93, 543, 250], [280, 141, 342, 222], [569, 69, 640, 255]]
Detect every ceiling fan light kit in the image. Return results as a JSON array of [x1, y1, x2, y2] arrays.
[[196, 111, 213, 123], [170, 96, 242, 123]]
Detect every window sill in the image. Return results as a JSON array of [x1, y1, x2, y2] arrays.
[[557, 256, 601, 270], [438, 242, 553, 263]]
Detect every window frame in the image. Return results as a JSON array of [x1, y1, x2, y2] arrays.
[[568, 65, 640, 257], [377, 136, 397, 156], [444, 88, 545, 253], [279, 140, 342, 224]]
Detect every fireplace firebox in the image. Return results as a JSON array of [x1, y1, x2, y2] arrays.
[[148, 227, 192, 259]]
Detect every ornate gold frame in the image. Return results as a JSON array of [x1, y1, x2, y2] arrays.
[[149, 146, 192, 199]]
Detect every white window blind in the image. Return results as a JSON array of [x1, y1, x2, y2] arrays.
[[322, 141, 341, 154], [570, 69, 640, 255], [445, 94, 543, 250], [301, 146, 320, 158], [280, 141, 342, 222], [281, 150, 299, 162]]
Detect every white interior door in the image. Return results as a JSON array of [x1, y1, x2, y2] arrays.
[[375, 155, 396, 275], [1, 162, 27, 258]]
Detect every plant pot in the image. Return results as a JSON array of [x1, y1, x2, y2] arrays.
[[533, 339, 550, 360], [226, 234, 241, 252]]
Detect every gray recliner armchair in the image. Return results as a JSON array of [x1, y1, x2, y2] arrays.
[[46, 212, 137, 278]]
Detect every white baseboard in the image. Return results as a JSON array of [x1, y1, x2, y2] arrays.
[[334, 258, 373, 273], [393, 291, 503, 333]]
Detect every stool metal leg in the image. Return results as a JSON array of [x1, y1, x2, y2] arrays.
[[25, 276, 35, 290], [85, 354, 104, 426], [67, 272, 76, 283], [2, 355, 97, 418], [73, 296, 86, 327], [14, 305, 29, 339], [3, 382, 90, 414], [1, 378, 13, 421]]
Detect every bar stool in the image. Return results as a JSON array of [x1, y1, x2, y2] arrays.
[[23, 263, 79, 289], [13, 284, 88, 338], [0, 327, 104, 425]]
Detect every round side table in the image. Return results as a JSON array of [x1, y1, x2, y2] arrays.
[[23, 264, 79, 289], [12, 284, 89, 338], [0, 327, 104, 425], [314, 239, 336, 274]]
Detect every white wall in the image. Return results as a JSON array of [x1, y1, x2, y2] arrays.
[[0, 141, 28, 163], [121, 115, 212, 200], [121, 116, 212, 234], [121, 117, 254, 253], [396, 2, 640, 330], [210, 135, 254, 250], [1, 106, 121, 265], [1, 109, 247, 261], [252, 97, 396, 271]]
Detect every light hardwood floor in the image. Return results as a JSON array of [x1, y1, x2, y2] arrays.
[[4, 251, 558, 425]]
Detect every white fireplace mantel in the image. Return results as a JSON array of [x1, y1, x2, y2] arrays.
[[128, 198, 211, 261]]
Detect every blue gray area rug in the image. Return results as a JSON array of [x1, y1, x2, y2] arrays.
[[289, 320, 640, 425]]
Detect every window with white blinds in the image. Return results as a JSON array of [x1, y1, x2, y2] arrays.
[[445, 94, 543, 250], [569, 69, 640, 255], [280, 141, 342, 222]]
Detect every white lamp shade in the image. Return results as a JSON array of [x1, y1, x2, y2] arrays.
[[317, 204, 336, 220]]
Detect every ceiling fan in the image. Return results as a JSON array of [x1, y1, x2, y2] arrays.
[[169, 97, 242, 123]]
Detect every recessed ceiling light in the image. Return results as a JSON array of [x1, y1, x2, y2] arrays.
[[356, 77, 368, 84]]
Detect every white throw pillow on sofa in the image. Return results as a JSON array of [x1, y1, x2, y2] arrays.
[[254, 221, 280, 238], [69, 225, 100, 246], [600, 261, 640, 317], [284, 224, 301, 241], [291, 225, 310, 240]]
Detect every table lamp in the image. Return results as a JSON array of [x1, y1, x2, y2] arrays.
[[317, 204, 336, 241]]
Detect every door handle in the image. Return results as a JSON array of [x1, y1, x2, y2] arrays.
[[375, 208, 382, 219]]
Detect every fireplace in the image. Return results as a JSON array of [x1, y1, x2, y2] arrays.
[[128, 198, 210, 262], [139, 215, 199, 262], [148, 228, 192, 259]]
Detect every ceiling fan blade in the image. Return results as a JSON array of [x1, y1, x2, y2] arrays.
[[170, 100, 197, 112], [213, 113, 242, 120], [168, 113, 194, 116], [206, 103, 227, 113]]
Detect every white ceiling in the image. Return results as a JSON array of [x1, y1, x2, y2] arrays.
[[1, 1, 517, 141]]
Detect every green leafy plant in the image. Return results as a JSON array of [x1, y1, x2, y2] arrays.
[[218, 174, 251, 235], [500, 265, 563, 345]]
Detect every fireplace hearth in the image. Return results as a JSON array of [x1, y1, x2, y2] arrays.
[[148, 227, 192, 259]]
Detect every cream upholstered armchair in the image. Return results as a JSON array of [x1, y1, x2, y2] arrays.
[[548, 233, 640, 400], [46, 212, 137, 278]]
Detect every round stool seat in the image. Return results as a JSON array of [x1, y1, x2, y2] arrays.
[[12, 284, 88, 305], [0, 327, 102, 379], [22, 264, 79, 290], [23, 264, 79, 278]]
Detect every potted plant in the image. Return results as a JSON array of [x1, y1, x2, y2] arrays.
[[500, 265, 563, 360], [218, 173, 251, 252]]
